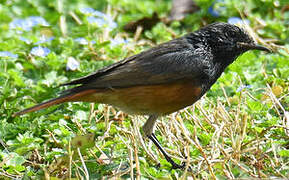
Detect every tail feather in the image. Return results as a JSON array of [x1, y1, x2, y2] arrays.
[[13, 89, 98, 117]]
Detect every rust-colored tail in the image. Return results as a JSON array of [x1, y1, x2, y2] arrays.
[[13, 89, 97, 117]]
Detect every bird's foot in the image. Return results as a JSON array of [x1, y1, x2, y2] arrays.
[[148, 133, 188, 170], [167, 156, 193, 171], [170, 160, 186, 170]]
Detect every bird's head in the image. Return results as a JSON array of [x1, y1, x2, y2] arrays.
[[200, 22, 270, 64]]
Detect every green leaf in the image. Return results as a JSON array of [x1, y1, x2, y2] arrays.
[[5, 152, 25, 167], [279, 150, 289, 157]]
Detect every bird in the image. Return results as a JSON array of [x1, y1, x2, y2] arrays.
[[14, 22, 270, 169]]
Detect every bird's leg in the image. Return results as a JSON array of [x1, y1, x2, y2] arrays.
[[143, 115, 185, 169], [142, 115, 158, 137], [148, 133, 185, 169]]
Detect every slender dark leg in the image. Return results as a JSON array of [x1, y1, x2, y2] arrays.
[[143, 115, 185, 169], [148, 133, 185, 169]]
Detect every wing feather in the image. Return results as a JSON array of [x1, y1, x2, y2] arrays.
[[63, 36, 211, 89]]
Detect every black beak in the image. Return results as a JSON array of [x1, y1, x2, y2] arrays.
[[237, 42, 271, 52]]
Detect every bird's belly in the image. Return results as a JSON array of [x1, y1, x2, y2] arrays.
[[91, 81, 202, 115]]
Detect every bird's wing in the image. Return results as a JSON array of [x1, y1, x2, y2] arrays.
[[64, 37, 211, 89], [14, 37, 212, 116]]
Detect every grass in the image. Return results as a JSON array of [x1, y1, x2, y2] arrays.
[[0, 0, 289, 179]]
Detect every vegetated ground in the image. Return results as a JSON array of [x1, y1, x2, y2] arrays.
[[0, 0, 288, 179]]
